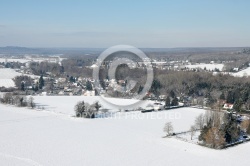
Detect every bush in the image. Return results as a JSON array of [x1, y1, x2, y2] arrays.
[[75, 101, 100, 118]]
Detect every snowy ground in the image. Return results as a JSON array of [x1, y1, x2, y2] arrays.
[[0, 68, 39, 88], [1, 97, 250, 165], [0, 58, 62, 63], [33, 96, 159, 115], [232, 67, 250, 77], [216, 67, 250, 77], [175, 131, 201, 144], [185, 63, 224, 71], [0, 58, 31, 63], [0, 68, 22, 87]]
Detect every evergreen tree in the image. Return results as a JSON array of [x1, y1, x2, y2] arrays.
[[170, 90, 176, 98], [221, 113, 241, 143], [86, 80, 93, 91], [94, 102, 101, 111], [219, 92, 225, 100], [199, 119, 212, 142], [69, 76, 75, 82], [138, 85, 143, 94], [151, 79, 162, 96], [33, 82, 39, 91], [39, 75, 45, 89], [226, 91, 235, 104], [171, 97, 179, 106], [165, 96, 171, 108], [233, 99, 243, 112], [21, 82, 25, 91]]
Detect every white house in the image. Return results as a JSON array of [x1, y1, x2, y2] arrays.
[[223, 103, 234, 110]]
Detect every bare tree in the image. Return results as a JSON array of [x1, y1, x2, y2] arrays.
[[27, 96, 35, 109], [203, 110, 211, 125], [190, 125, 196, 140], [211, 111, 222, 128], [13, 95, 21, 106], [195, 114, 204, 129], [2, 93, 13, 104], [164, 122, 174, 136], [245, 99, 250, 111]]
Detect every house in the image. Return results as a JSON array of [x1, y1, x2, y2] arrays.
[[118, 80, 126, 86], [41, 92, 47, 96], [146, 92, 156, 100], [83, 90, 95, 96], [159, 95, 166, 100], [223, 103, 234, 110], [90, 64, 98, 68], [58, 78, 66, 83], [233, 68, 239, 72]]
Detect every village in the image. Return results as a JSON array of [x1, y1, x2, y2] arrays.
[[1, 54, 248, 114]]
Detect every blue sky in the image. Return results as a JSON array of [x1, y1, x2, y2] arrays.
[[0, 0, 250, 48]]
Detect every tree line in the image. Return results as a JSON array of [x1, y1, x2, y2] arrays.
[[0, 93, 35, 108]]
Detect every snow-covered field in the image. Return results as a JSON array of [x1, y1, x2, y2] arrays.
[[0, 58, 31, 63], [185, 63, 224, 71], [232, 67, 250, 77], [0, 58, 60, 63], [0, 68, 22, 87], [0, 68, 39, 88], [33, 96, 159, 115], [1, 97, 250, 166]]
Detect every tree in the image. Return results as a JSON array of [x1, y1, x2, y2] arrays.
[[165, 96, 171, 108], [190, 125, 196, 140], [2, 93, 13, 104], [13, 76, 33, 90], [39, 75, 45, 89], [221, 113, 241, 143], [21, 82, 25, 91], [199, 119, 212, 142], [164, 122, 174, 136], [85, 103, 95, 118], [241, 119, 250, 132], [171, 97, 179, 106], [28, 96, 35, 109], [204, 127, 225, 149], [13, 95, 22, 106], [69, 76, 75, 82], [245, 99, 250, 111], [94, 101, 101, 112], [33, 82, 39, 91], [206, 93, 216, 107], [151, 79, 162, 96], [138, 85, 143, 94], [86, 80, 93, 91], [246, 121, 250, 135], [75, 101, 85, 117], [226, 91, 235, 104], [169, 90, 176, 98], [75, 101, 97, 118], [195, 114, 204, 129], [233, 99, 243, 112]]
